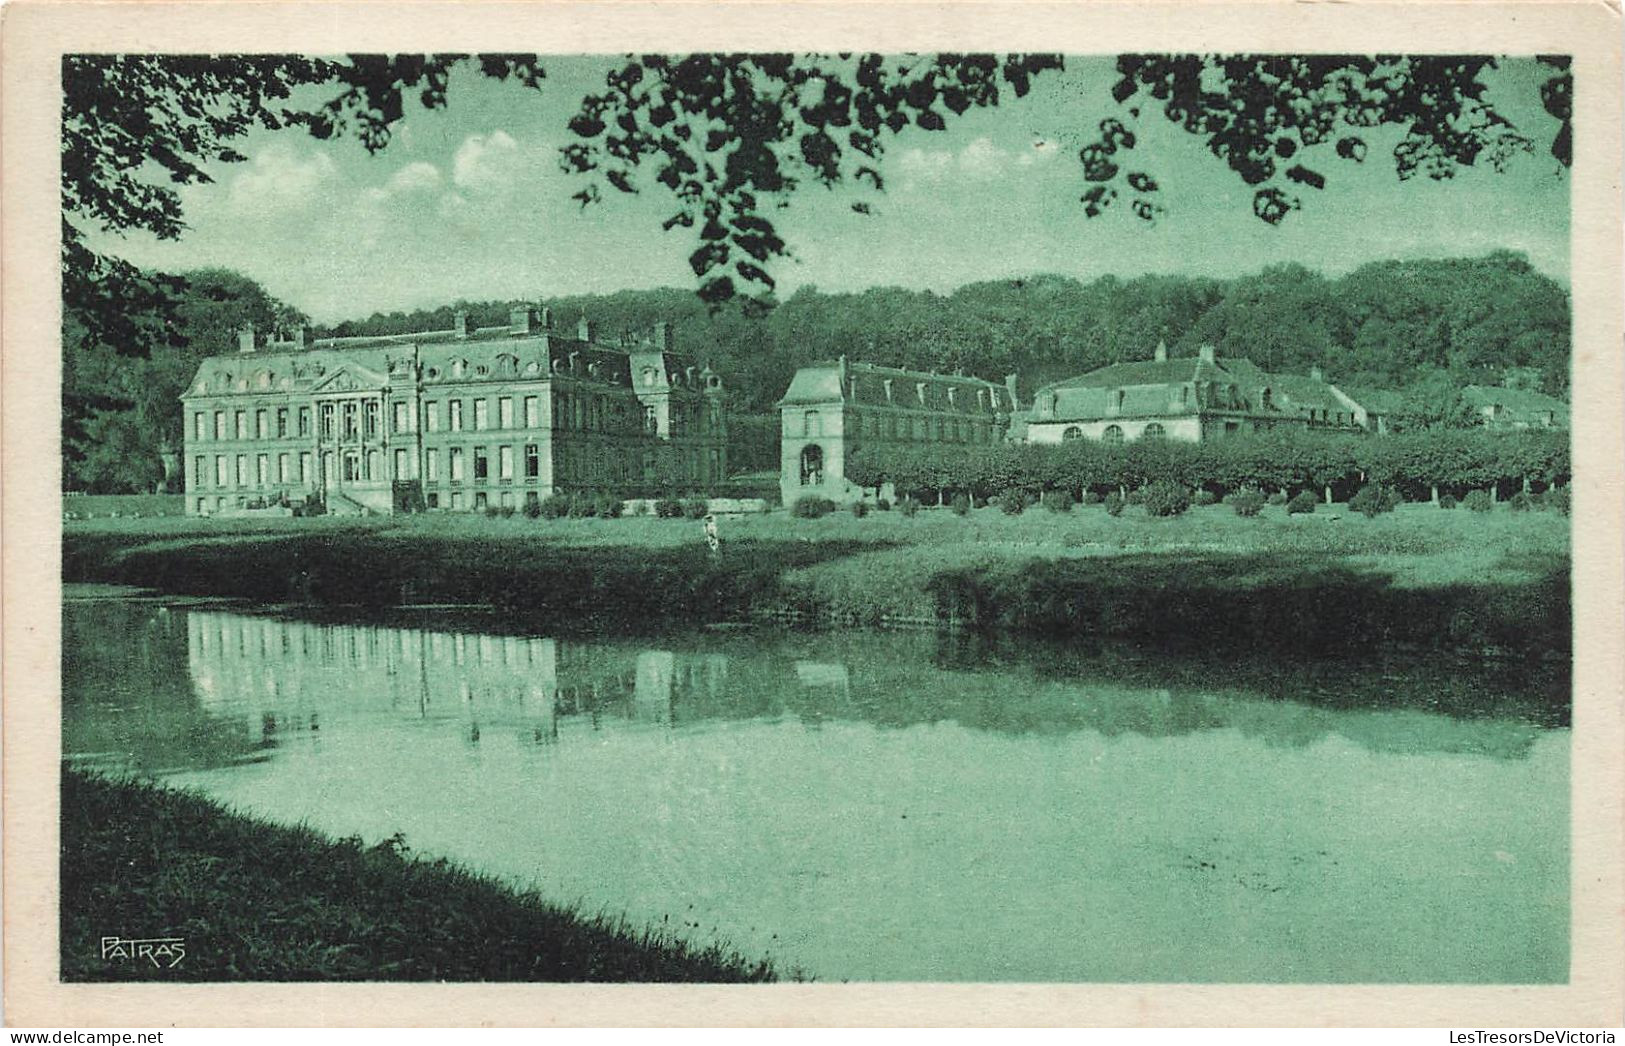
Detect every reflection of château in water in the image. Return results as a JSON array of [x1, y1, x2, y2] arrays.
[[180, 609, 1548, 761]]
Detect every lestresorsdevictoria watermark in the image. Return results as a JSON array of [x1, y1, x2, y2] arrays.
[[100, 935, 186, 969], [1450, 1034, 1616, 1044]]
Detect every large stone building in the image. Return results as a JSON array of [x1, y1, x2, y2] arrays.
[[777, 357, 1017, 505], [1022, 343, 1382, 444], [180, 309, 726, 516]]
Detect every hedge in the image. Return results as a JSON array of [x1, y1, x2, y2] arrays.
[[845, 429, 1569, 505]]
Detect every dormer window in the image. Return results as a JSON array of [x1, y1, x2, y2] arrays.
[[883, 379, 894, 404], [642, 367, 657, 387], [451, 359, 467, 379], [1114, 389, 1126, 412], [916, 383, 927, 405]]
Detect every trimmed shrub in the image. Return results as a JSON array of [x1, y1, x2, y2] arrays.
[[628, 499, 650, 516], [1349, 484, 1400, 518], [1142, 480, 1191, 518], [1125, 487, 1147, 506], [1286, 490, 1318, 515], [949, 493, 970, 516], [1080, 490, 1103, 505], [1544, 485, 1571, 515], [875, 498, 892, 512], [998, 489, 1029, 516], [540, 494, 572, 519], [972, 495, 990, 510], [1267, 491, 1289, 506], [1225, 490, 1265, 518], [682, 498, 709, 520], [1438, 493, 1459, 510], [1508, 490, 1538, 512], [484, 505, 516, 519], [850, 500, 870, 518], [1041, 490, 1074, 513], [654, 497, 685, 519], [1103, 492, 1126, 517], [1191, 488, 1218, 507], [594, 493, 624, 519], [791, 496, 836, 519], [522, 497, 543, 519], [1463, 490, 1494, 513], [567, 493, 599, 518], [898, 496, 920, 517]]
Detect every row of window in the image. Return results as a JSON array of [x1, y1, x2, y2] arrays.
[[195, 406, 315, 442], [423, 445, 540, 483], [1060, 423, 1163, 444], [794, 410, 995, 443], [857, 378, 999, 412]]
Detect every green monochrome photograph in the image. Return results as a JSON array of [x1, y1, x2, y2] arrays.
[[45, 31, 1590, 997]]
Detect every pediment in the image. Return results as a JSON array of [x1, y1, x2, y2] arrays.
[[310, 363, 389, 394]]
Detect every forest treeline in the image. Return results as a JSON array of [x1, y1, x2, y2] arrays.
[[63, 251, 1569, 492]]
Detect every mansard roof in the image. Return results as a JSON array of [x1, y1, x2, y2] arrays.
[[779, 359, 1014, 414]]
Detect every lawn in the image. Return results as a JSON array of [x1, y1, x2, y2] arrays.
[[63, 500, 1570, 655]]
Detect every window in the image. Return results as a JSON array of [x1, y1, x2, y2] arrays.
[[214, 411, 226, 440], [449, 400, 463, 431], [367, 449, 381, 481], [450, 491, 463, 511], [342, 401, 358, 440], [364, 400, 380, 438], [426, 449, 439, 481], [525, 444, 539, 479], [194, 413, 206, 441], [255, 410, 268, 440], [394, 448, 409, 480], [1142, 422, 1166, 440], [235, 455, 248, 486], [276, 408, 289, 438], [449, 447, 465, 481], [473, 447, 489, 481], [235, 411, 247, 440], [1062, 425, 1084, 441], [499, 491, 514, 509], [474, 399, 489, 431], [524, 396, 539, 428], [427, 493, 440, 509], [425, 401, 440, 432], [343, 454, 361, 482], [298, 407, 311, 437], [498, 445, 513, 480], [804, 411, 821, 437], [1113, 390, 1126, 413], [215, 456, 227, 485], [299, 452, 311, 484], [1102, 425, 1124, 445], [194, 456, 206, 487], [498, 397, 513, 429], [195, 498, 206, 514], [320, 403, 335, 439], [277, 453, 290, 483], [645, 405, 659, 433], [474, 492, 488, 510], [393, 402, 409, 433], [256, 454, 269, 485]]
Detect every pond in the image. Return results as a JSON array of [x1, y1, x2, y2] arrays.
[[62, 590, 1569, 983]]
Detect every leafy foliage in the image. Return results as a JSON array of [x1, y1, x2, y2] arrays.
[[790, 495, 837, 518], [1287, 490, 1319, 515], [1142, 481, 1192, 517], [1463, 489, 1494, 512], [1225, 489, 1265, 517]]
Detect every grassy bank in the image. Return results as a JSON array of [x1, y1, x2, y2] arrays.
[[60, 770, 779, 982], [62, 502, 1570, 656]]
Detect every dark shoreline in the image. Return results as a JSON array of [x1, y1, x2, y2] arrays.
[[60, 770, 783, 983]]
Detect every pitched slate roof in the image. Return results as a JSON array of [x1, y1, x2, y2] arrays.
[[778, 360, 1014, 415], [1462, 385, 1569, 420]]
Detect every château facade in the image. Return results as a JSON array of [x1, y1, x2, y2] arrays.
[[180, 308, 726, 516], [777, 357, 1017, 505], [1023, 343, 1382, 444]]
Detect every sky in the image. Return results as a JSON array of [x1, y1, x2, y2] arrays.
[[89, 55, 1571, 324]]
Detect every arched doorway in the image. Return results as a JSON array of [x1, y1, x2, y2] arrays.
[[799, 444, 824, 486]]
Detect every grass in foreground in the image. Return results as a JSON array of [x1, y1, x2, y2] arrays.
[[60, 770, 780, 982]]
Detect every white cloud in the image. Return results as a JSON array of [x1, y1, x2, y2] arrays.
[[226, 143, 336, 213], [895, 136, 1057, 189], [958, 137, 1003, 177], [388, 162, 443, 194], [1017, 138, 1062, 167], [452, 130, 523, 195]]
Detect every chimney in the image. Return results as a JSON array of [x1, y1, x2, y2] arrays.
[[654, 321, 674, 353], [454, 310, 469, 340], [292, 325, 312, 351], [510, 305, 535, 336], [1198, 345, 1216, 364], [578, 314, 595, 343], [1310, 364, 1324, 382], [538, 305, 552, 330], [1154, 340, 1168, 363], [237, 323, 256, 354]]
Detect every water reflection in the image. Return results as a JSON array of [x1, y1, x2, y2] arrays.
[[61, 594, 1569, 983]]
